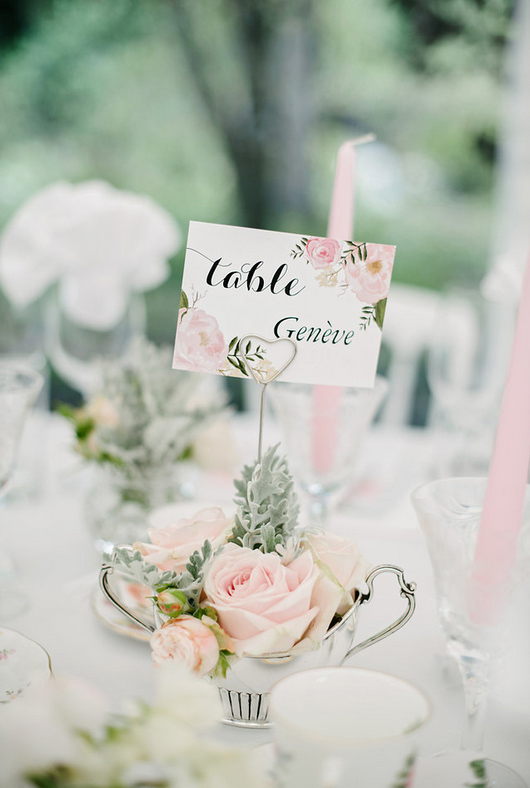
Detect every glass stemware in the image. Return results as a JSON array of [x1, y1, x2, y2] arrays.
[[0, 365, 44, 619], [269, 377, 387, 528], [411, 476, 529, 787], [426, 290, 507, 478], [44, 289, 146, 399]]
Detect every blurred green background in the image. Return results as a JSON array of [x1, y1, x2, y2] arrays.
[[0, 0, 515, 414]]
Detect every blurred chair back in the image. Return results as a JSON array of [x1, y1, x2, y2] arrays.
[[378, 283, 441, 426]]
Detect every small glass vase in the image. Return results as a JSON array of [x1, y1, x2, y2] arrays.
[[84, 463, 193, 558]]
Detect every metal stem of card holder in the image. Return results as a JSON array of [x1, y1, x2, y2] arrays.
[[239, 335, 297, 463]]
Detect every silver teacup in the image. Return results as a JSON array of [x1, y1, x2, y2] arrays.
[[100, 563, 416, 728]]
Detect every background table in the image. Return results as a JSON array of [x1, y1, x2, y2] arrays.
[[2, 413, 530, 783]]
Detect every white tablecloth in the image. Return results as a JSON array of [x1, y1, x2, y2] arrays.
[[2, 414, 530, 783]]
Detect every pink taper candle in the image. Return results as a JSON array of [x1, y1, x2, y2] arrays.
[[311, 138, 369, 475], [471, 248, 530, 624]]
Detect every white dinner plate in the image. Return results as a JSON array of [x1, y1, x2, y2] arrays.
[[0, 627, 52, 704]]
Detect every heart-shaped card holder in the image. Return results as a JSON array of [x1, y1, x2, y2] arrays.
[[239, 335, 297, 461]]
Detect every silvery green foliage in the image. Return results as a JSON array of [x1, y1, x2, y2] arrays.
[[113, 542, 212, 608], [229, 444, 300, 553], [92, 337, 227, 472]]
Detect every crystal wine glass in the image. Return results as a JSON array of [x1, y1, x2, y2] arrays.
[[0, 365, 44, 619], [44, 289, 146, 399], [269, 377, 387, 528], [426, 290, 507, 478], [411, 476, 528, 787]]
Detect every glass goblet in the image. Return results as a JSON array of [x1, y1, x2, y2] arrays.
[[0, 365, 44, 619], [269, 377, 387, 528], [411, 476, 529, 787], [44, 289, 146, 399], [426, 289, 506, 478]]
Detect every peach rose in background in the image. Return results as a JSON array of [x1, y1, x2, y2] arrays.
[[304, 237, 342, 269], [173, 307, 228, 373], [306, 532, 370, 615], [204, 544, 321, 656], [151, 616, 220, 676], [344, 244, 394, 304], [135, 507, 232, 574], [84, 394, 120, 429]]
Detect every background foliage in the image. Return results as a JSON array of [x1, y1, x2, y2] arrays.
[[0, 0, 515, 345]]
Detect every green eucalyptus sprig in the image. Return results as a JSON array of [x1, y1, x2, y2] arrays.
[[113, 540, 213, 612], [228, 444, 300, 553]]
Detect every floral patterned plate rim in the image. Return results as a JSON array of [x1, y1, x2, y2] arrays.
[[91, 585, 153, 643], [0, 627, 52, 704]]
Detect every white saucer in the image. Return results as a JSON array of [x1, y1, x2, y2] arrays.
[[0, 627, 52, 704], [91, 585, 153, 643]]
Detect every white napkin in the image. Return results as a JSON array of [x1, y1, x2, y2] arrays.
[[0, 180, 181, 330]]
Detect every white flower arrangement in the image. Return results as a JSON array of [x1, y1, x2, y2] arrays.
[[0, 665, 268, 788], [0, 180, 181, 330]]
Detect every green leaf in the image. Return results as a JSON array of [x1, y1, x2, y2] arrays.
[[186, 540, 212, 580], [75, 417, 95, 441], [374, 298, 387, 330], [235, 357, 249, 376], [216, 649, 234, 678], [469, 760, 487, 780], [56, 403, 76, 421], [245, 340, 251, 354], [179, 290, 189, 310], [228, 336, 238, 352]]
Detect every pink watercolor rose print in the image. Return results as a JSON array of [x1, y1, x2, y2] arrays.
[[303, 237, 342, 269], [344, 244, 393, 305], [173, 307, 228, 374]]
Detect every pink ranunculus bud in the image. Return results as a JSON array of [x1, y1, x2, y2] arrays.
[[156, 589, 187, 618]]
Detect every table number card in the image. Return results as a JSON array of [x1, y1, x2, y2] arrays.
[[173, 221, 396, 388]]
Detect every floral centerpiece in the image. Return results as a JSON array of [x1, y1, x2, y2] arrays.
[[61, 337, 233, 551], [0, 180, 181, 331], [112, 443, 369, 679], [0, 665, 268, 788]]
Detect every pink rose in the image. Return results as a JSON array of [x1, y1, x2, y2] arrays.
[[306, 532, 370, 616], [344, 244, 394, 304], [204, 545, 321, 656], [304, 237, 342, 269], [173, 307, 228, 373], [135, 507, 232, 574], [150, 615, 220, 676]]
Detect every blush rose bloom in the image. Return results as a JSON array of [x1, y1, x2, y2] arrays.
[[204, 545, 323, 656], [173, 307, 228, 374], [150, 616, 220, 676], [304, 237, 342, 269], [344, 244, 394, 304], [306, 532, 370, 616], [135, 507, 232, 574]]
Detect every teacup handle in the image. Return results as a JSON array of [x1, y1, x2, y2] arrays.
[[99, 563, 156, 634], [341, 564, 416, 663]]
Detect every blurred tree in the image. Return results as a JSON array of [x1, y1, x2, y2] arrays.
[[165, 0, 316, 229], [0, 0, 517, 292]]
